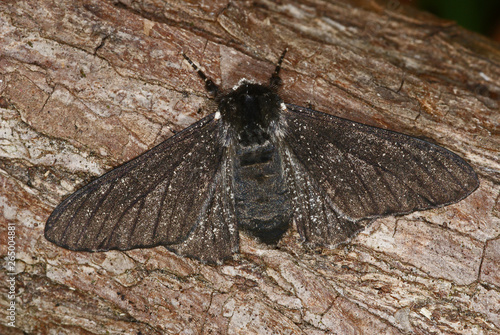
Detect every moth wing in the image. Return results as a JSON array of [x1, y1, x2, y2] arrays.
[[281, 147, 371, 246], [281, 105, 478, 244], [45, 114, 238, 263]]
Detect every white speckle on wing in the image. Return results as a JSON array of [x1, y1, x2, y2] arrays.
[[214, 111, 221, 120]]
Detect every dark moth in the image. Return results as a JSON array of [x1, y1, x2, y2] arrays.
[[45, 50, 479, 263]]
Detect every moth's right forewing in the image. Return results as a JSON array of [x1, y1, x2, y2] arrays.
[[45, 114, 237, 261], [282, 105, 478, 221]]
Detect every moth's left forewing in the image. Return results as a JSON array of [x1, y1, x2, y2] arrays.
[[45, 115, 239, 263], [278, 104, 478, 246]]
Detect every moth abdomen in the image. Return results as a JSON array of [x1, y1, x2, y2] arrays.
[[234, 140, 292, 244]]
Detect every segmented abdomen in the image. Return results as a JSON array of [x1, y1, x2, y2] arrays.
[[233, 140, 291, 244]]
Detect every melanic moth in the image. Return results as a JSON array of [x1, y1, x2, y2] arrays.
[[45, 50, 479, 263]]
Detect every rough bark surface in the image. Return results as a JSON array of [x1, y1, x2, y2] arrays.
[[0, 0, 499, 334]]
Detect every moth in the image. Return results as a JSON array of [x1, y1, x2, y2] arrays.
[[45, 50, 479, 263]]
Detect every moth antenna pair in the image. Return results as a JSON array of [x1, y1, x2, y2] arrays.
[[182, 48, 289, 95]]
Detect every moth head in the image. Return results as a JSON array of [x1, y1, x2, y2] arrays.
[[218, 80, 282, 132]]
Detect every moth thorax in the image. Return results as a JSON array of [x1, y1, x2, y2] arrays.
[[219, 83, 282, 141]]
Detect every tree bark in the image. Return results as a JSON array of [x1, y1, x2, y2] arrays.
[[0, 0, 499, 334]]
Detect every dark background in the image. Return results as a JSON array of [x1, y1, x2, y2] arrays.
[[404, 0, 500, 41]]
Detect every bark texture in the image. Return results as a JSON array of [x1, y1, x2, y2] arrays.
[[0, 0, 499, 334]]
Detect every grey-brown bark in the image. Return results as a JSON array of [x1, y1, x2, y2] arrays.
[[0, 0, 499, 334]]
